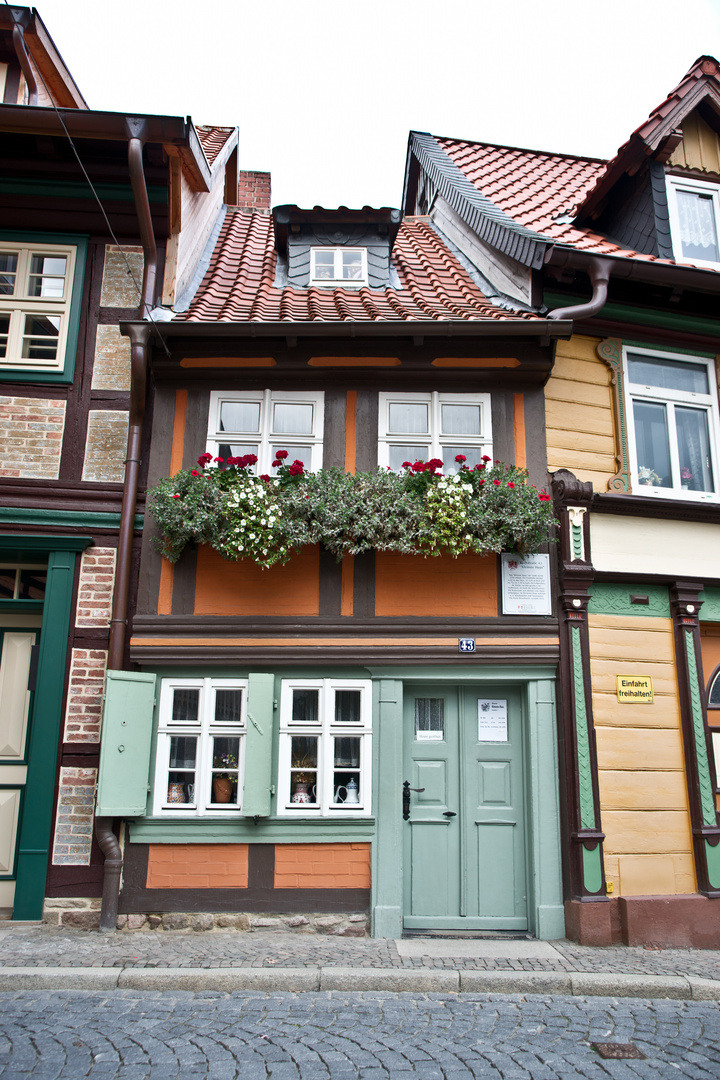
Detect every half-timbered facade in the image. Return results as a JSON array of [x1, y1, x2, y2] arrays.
[[98, 200, 572, 939], [0, 5, 238, 924]]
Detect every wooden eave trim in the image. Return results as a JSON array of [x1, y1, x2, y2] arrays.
[[25, 18, 89, 109]]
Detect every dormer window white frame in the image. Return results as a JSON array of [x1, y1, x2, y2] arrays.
[[0, 241, 78, 372], [624, 345, 720, 502], [207, 389, 325, 474], [377, 391, 493, 473], [309, 247, 368, 287], [666, 175, 720, 268]]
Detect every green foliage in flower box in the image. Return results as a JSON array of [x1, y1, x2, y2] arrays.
[[149, 453, 555, 569]]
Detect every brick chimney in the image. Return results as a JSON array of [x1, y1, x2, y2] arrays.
[[237, 171, 271, 212]]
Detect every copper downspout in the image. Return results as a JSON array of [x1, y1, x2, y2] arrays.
[[98, 135, 156, 932], [547, 257, 613, 321], [11, 19, 38, 106]]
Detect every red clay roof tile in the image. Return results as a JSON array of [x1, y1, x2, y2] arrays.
[[196, 125, 236, 166], [178, 209, 543, 324]]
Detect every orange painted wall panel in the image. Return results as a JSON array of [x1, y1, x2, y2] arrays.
[[146, 844, 249, 889], [374, 553, 497, 616], [194, 545, 320, 616], [273, 843, 371, 889]]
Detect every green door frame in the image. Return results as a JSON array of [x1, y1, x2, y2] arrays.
[[3, 536, 93, 921], [370, 665, 564, 940]]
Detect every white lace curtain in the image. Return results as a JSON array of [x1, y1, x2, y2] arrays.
[[677, 190, 718, 249]]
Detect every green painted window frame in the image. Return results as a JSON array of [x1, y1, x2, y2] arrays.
[[0, 230, 88, 385]]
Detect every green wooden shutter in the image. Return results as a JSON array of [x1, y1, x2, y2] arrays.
[[96, 670, 157, 816], [243, 673, 275, 818]]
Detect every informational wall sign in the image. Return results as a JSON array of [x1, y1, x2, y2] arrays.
[[477, 698, 508, 742], [501, 553, 551, 615], [616, 676, 654, 703]]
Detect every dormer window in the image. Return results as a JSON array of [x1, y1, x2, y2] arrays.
[[667, 176, 720, 267], [310, 247, 367, 287]]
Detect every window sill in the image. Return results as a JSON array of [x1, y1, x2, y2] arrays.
[[593, 491, 720, 523], [128, 815, 376, 843]]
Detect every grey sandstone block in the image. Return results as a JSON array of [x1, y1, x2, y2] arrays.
[[117, 967, 321, 992], [570, 972, 690, 999], [459, 970, 573, 995], [319, 967, 459, 993], [0, 967, 119, 991], [687, 976, 720, 1000]]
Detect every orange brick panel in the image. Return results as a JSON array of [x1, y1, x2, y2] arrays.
[[146, 844, 249, 888], [194, 545, 320, 616], [274, 843, 371, 889], [375, 553, 497, 616]]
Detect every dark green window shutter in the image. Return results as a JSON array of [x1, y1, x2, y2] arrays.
[[96, 670, 157, 816], [243, 673, 275, 818]]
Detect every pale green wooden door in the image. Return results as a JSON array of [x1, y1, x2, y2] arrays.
[[403, 684, 528, 931]]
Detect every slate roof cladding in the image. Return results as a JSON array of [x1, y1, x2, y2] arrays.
[[196, 125, 236, 166], [178, 208, 544, 324]]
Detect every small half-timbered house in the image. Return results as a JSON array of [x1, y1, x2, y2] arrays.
[[98, 199, 572, 938]]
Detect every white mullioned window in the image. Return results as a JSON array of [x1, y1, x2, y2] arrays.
[[624, 346, 720, 501], [378, 391, 493, 473], [309, 247, 367, 287], [0, 242, 77, 371], [207, 390, 324, 474], [666, 175, 720, 268], [278, 679, 372, 816], [153, 678, 248, 815]]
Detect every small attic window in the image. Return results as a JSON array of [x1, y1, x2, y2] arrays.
[[667, 176, 720, 267], [310, 247, 367, 287]]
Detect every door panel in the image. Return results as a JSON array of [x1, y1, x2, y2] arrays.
[[404, 684, 527, 931]]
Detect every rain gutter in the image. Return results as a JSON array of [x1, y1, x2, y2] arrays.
[[11, 13, 38, 106], [121, 319, 574, 341]]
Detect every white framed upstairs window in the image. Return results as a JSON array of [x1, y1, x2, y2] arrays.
[[207, 389, 324, 474], [278, 679, 372, 816], [667, 176, 720, 268], [153, 678, 248, 816], [310, 247, 367, 287], [378, 391, 492, 473], [0, 242, 78, 372], [624, 346, 720, 502]]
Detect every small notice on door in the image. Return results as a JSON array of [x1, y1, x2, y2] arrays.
[[478, 699, 508, 742], [501, 553, 551, 615], [616, 676, 654, 703]]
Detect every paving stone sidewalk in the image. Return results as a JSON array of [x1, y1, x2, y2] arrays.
[[1, 923, 720, 982]]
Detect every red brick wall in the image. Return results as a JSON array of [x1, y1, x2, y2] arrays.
[[237, 171, 271, 211]]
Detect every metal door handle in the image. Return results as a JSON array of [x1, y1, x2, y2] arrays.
[[403, 780, 426, 820], [443, 811, 457, 817]]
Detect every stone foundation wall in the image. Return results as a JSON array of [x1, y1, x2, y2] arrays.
[[43, 899, 369, 936]]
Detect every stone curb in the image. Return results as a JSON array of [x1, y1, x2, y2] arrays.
[[0, 967, 719, 999]]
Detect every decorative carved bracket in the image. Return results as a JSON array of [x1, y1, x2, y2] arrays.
[[596, 338, 631, 493]]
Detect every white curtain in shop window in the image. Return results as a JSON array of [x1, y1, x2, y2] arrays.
[[677, 191, 718, 250]]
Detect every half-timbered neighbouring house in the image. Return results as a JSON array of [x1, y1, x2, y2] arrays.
[[401, 56, 720, 946], [0, 5, 239, 924], [96, 198, 573, 938]]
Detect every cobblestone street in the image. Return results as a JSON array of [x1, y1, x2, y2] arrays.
[[1, 990, 720, 1079]]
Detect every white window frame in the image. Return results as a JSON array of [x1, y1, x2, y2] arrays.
[[153, 677, 248, 816], [666, 175, 720, 268], [309, 247, 368, 287], [207, 389, 325, 474], [377, 391, 493, 472], [0, 241, 77, 372], [624, 345, 720, 502], [277, 678, 372, 816]]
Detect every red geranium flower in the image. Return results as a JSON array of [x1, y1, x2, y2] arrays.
[[197, 452, 213, 466], [402, 461, 412, 469], [275, 450, 289, 460], [455, 454, 466, 463], [214, 456, 224, 464], [259, 474, 271, 482], [482, 455, 491, 462], [288, 460, 304, 476]]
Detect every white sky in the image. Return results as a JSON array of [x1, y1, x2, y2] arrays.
[[32, 0, 720, 209]]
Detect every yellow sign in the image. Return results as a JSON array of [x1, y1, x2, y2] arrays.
[[616, 676, 654, 703]]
